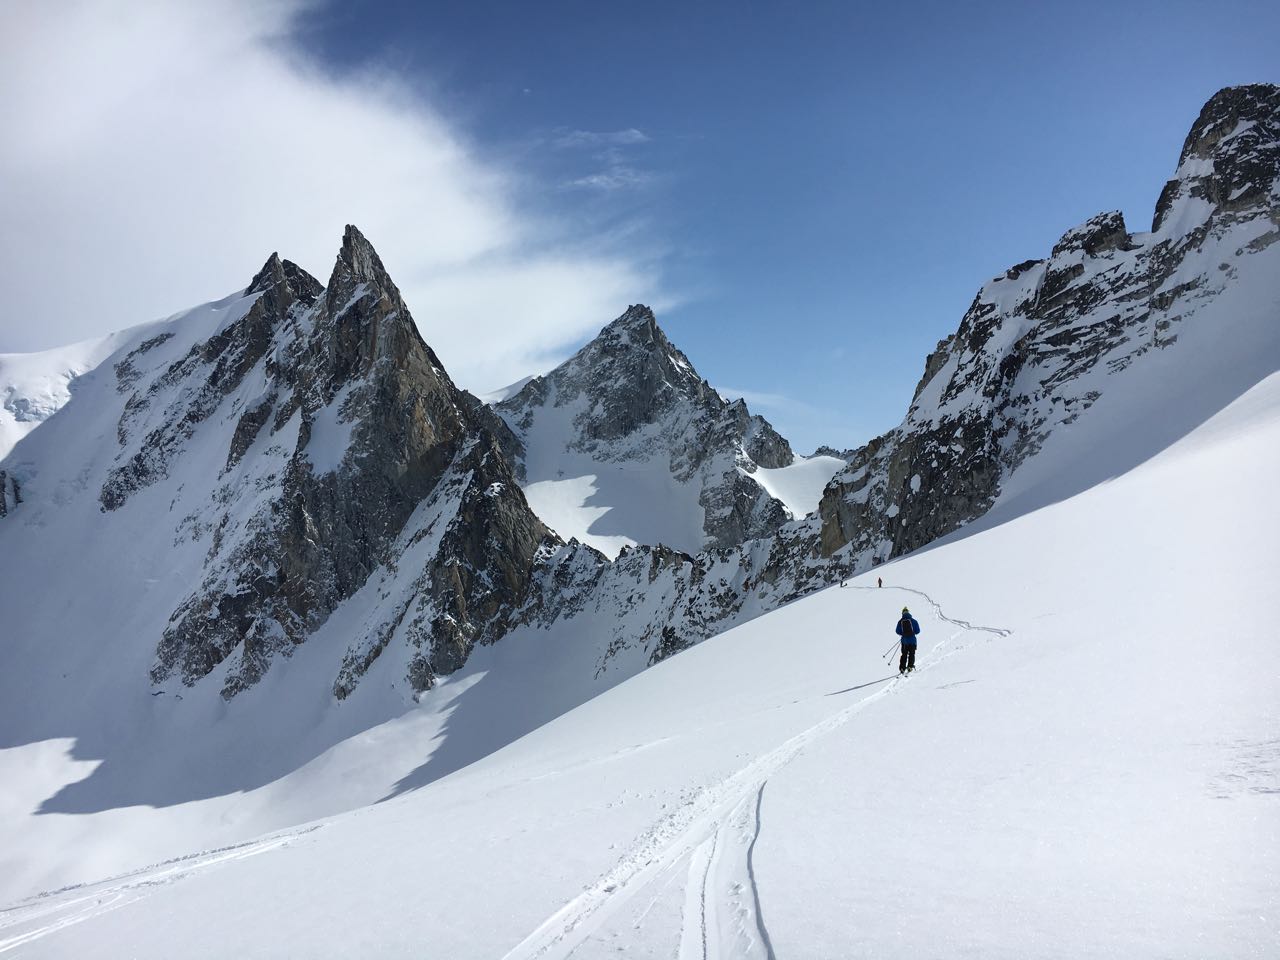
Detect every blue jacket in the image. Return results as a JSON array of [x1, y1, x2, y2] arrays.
[[896, 616, 921, 644]]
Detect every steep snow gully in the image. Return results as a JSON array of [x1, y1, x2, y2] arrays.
[[0, 585, 1007, 959], [498, 586, 1011, 960]]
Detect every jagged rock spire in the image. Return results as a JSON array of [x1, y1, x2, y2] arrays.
[[334, 224, 398, 290], [246, 252, 285, 295], [245, 252, 323, 311]]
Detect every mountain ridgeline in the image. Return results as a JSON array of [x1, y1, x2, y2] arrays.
[[2, 83, 1277, 705]]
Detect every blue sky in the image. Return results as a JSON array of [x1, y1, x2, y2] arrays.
[[4, 0, 1277, 453], [294, 0, 1279, 451]]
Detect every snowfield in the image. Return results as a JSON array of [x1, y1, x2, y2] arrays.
[[0, 335, 124, 460], [514, 390, 708, 556], [746, 453, 845, 519], [2, 364, 1276, 957]]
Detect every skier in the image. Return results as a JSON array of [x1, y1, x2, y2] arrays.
[[877, 576, 882, 588], [896, 606, 920, 674]]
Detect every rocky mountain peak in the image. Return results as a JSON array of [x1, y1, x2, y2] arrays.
[[317, 226, 445, 391], [587, 303, 704, 395], [494, 304, 799, 551], [335, 223, 395, 288], [246, 252, 285, 295], [1153, 83, 1279, 232], [505, 304, 716, 442], [72, 225, 561, 699], [1178, 83, 1279, 167], [608, 302, 660, 331], [1049, 211, 1131, 259], [245, 252, 323, 315]]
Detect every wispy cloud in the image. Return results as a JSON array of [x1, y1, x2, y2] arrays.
[[566, 167, 652, 191], [0, 0, 662, 392], [550, 128, 653, 193], [553, 128, 650, 149], [717, 386, 825, 418]]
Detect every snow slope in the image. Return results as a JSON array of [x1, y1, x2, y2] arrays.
[[3, 356, 1276, 958], [513, 386, 707, 556], [747, 454, 845, 519], [0, 334, 129, 459]]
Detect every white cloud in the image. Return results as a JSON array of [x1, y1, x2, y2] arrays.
[[553, 128, 650, 148], [566, 167, 652, 191], [0, 0, 661, 391]]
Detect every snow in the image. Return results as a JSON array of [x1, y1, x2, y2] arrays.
[[4, 145, 1280, 954], [303, 382, 358, 474], [2, 325, 1277, 957], [476, 374, 537, 405], [507, 388, 706, 556], [0, 333, 126, 460], [745, 454, 844, 519]]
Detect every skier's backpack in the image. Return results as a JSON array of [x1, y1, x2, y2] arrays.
[[899, 616, 915, 638]]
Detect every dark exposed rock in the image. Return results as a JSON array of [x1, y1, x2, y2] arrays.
[[811, 445, 855, 460], [458, 389, 526, 481], [1050, 211, 1132, 259], [1153, 84, 1280, 232]]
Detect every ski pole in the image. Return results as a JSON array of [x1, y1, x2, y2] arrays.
[[882, 640, 899, 660]]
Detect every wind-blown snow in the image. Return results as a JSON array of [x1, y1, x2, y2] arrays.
[[476, 374, 537, 405]]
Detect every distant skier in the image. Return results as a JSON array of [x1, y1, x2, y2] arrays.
[[877, 576, 882, 588], [896, 606, 920, 674]]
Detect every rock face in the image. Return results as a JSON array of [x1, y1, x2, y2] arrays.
[[101, 226, 557, 698], [813, 82, 1280, 568], [496, 305, 796, 551], [0, 469, 18, 517]]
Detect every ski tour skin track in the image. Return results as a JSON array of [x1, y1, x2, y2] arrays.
[[0, 586, 1010, 958], [497, 585, 1011, 960]]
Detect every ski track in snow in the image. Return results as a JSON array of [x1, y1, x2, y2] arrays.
[[0, 826, 325, 955], [675, 784, 774, 960], [503, 586, 1009, 960]]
